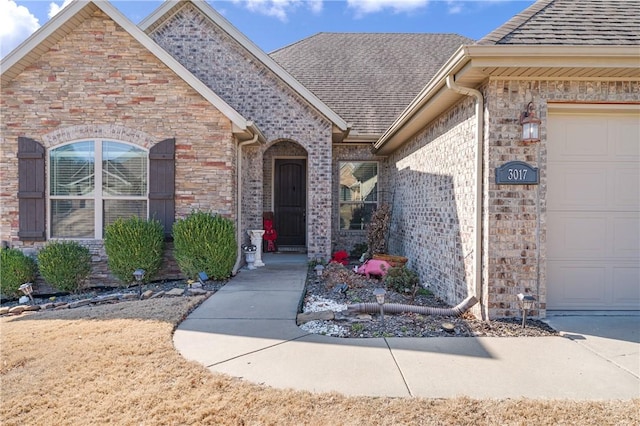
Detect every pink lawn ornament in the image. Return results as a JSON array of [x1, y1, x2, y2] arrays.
[[356, 259, 391, 279]]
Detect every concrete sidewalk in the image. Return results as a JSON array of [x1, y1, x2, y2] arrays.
[[174, 254, 640, 400]]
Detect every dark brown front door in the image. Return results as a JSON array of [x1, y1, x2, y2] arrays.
[[274, 159, 306, 247]]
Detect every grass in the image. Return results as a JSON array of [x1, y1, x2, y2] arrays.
[[1, 297, 638, 426]]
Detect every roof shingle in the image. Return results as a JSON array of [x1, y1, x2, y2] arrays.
[[478, 0, 640, 45], [270, 33, 472, 136]]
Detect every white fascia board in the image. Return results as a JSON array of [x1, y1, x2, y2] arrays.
[[1, 0, 88, 73], [374, 44, 640, 153], [141, 0, 349, 132]]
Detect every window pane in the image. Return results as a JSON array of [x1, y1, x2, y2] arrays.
[[340, 203, 376, 230], [102, 141, 147, 196], [339, 162, 377, 202], [103, 200, 147, 233], [51, 199, 94, 238], [50, 142, 95, 196]]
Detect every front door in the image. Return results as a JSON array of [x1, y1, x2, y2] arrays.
[[274, 159, 306, 247]]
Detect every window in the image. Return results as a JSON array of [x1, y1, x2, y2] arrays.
[[49, 140, 148, 239], [339, 162, 378, 230]]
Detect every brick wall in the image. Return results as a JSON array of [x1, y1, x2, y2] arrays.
[[485, 78, 640, 318], [386, 98, 478, 311], [148, 3, 334, 258], [0, 10, 236, 286], [385, 79, 640, 319]]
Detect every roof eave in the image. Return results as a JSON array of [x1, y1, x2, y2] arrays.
[[141, 0, 349, 133], [373, 45, 640, 155]]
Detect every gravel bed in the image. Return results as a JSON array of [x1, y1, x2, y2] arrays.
[[301, 263, 558, 338]]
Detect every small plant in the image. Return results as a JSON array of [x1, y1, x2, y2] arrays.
[[351, 323, 365, 333], [330, 250, 349, 265], [0, 248, 38, 299], [416, 287, 432, 297], [38, 241, 91, 293], [308, 258, 327, 268], [104, 217, 164, 285], [383, 265, 420, 299], [172, 211, 236, 280], [349, 242, 368, 260], [366, 203, 391, 256]]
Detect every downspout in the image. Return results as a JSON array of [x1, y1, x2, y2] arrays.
[[232, 132, 260, 276], [445, 75, 486, 320]]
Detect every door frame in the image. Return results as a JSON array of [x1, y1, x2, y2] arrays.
[[271, 156, 308, 247]]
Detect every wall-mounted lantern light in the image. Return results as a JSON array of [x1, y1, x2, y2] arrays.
[[520, 102, 541, 144]]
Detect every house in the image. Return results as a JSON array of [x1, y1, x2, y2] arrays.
[[1, 0, 638, 319]]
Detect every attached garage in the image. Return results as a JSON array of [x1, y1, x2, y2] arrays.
[[546, 104, 640, 311]]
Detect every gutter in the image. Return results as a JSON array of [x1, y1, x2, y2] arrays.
[[232, 123, 264, 275], [445, 75, 486, 321]]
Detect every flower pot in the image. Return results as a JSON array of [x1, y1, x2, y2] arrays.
[[372, 254, 408, 267]]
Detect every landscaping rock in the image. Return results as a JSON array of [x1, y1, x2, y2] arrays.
[[8, 305, 27, 315], [141, 290, 154, 300], [297, 310, 334, 325], [121, 293, 138, 300], [165, 288, 185, 297], [23, 305, 41, 312], [69, 299, 92, 309], [39, 303, 55, 310], [149, 291, 165, 299], [92, 294, 120, 304], [187, 288, 208, 296], [0, 307, 10, 315]]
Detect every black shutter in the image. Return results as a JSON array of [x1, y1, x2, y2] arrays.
[[149, 138, 175, 239], [17, 137, 46, 241]]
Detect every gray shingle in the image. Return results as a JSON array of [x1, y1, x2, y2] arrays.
[[270, 33, 472, 135], [478, 0, 640, 45]]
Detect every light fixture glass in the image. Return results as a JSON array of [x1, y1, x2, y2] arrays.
[[520, 102, 541, 143]]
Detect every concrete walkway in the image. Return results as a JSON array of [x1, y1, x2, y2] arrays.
[[174, 254, 640, 400]]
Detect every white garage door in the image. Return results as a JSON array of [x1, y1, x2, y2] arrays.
[[546, 105, 640, 310]]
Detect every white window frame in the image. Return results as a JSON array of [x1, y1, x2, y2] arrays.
[[338, 161, 379, 231], [47, 139, 149, 240]]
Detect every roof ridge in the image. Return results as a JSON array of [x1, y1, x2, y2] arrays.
[[476, 0, 553, 45]]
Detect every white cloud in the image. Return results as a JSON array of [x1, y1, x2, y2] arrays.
[[0, 0, 40, 58], [347, 0, 429, 16], [48, 0, 73, 19], [232, 0, 323, 22], [447, 1, 463, 14]]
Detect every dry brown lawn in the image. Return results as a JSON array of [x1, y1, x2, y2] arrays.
[[1, 297, 638, 426]]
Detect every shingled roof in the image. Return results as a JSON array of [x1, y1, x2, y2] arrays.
[[478, 0, 640, 45], [270, 33, 472, 137]]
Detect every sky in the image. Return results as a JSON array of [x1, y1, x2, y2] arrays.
[[0, 0, 536, 58]]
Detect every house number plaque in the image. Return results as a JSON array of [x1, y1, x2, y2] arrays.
[[495, 161, 539, 185]]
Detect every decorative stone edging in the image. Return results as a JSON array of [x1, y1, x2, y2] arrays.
[[0, 287, 211, 317]]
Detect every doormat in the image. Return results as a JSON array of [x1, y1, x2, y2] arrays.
[[277, 246, 307, 253]]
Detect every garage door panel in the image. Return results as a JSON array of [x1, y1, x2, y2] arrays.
[[547, 214, 607, 258], [612, 267, 640, 304], [555, 118, 609, 158], [613, 166, 640, 208], [547, 262, 606, 307], [612, 118, 640, 159], [547, 165, 608, 209], [613, 215, 640, 257]]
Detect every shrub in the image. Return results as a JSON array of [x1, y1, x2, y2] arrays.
[[104, 217, 165, 285], [38, 241, 92, 293], [383, 265, 420, 299], [172, 211, 236, 280], [0, 248, 38, 299], [366, 203, 391, 256]]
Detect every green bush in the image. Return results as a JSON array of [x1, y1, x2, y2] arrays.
[[104, 217, 164, 285], [383, 265, 420, 299], [172, 211, 237, 280], [38, 241, 92, 293], [0, 248, 38, 298]]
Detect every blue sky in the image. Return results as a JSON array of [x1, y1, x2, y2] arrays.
[[1, 0, 535, 58]]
